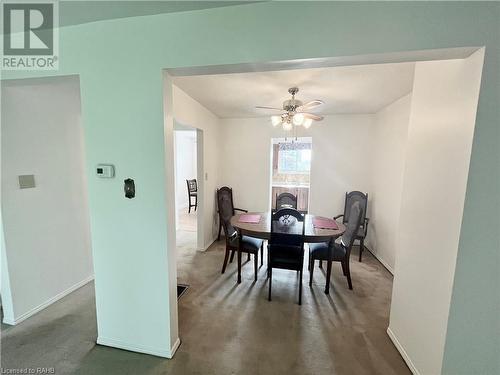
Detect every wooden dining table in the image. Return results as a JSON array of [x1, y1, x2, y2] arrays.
[[230, 212, 346, 288]]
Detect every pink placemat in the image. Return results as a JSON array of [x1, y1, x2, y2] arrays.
[[313, 217, 339, 230], [239, 214, 261, 224]]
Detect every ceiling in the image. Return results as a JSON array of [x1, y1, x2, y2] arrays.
[[59, 1, 260, 27], [173, 62, 416, 118]]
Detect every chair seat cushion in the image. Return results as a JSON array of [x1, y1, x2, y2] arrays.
[[229, 235, 263, 252], [267, 244, 304, 270], [309, 242, 346, 260], [356, 227, 365, 238]]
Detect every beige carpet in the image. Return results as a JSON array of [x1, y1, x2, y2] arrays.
[[1, 237, 410, 374]]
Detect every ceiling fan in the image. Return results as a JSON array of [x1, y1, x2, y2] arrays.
[[256, 87, 324, 131]]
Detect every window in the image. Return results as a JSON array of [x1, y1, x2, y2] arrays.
[[278, 145, 311, 174], [271, 138, 312, 212]]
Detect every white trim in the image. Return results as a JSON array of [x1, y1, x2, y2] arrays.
[[362, 243, 394, 274], [97, 336, 180, 359], [198, 237, 217, 252], [2, 316, 16, 326], [367, 248, 394, 275], [169, 337, 181, 357], [387, 327, 420, 375], [2, 275, 94, 326]]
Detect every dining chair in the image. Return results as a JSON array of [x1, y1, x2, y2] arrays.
[[216, 186, 248, 241], [217, 187, 263, 280], [275, 192, 298, 211], [267, 208, 306, 304], [334, 191, 369, 261], [309, 201, 362, 292], [186, 179, 198, 213]]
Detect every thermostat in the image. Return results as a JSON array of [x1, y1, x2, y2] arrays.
[[96, 164, 115, 178]]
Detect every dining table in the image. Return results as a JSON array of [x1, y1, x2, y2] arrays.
[[230, 212, 346, 291]]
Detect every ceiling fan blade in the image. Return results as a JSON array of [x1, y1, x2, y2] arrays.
[[298, 100, 324, 111], [303, 113, 324, 121], [255, 106, 284, 111]]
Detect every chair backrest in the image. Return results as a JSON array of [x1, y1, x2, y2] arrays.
[[343, 191, 367, 224], [216, 187, 236, 239], [340, 201, 363, 252], [187, 179, 197, 193], [270, 208, 305, 247], [275, 192, 298, 210]]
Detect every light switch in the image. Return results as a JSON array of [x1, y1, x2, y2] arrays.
[[19, 175, 35, 189]]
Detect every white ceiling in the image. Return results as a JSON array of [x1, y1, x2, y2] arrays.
[[173, 62, 415, 118]]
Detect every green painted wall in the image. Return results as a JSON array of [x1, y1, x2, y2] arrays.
[[2, 1, 498, 370], [58, 1, 253, 26]]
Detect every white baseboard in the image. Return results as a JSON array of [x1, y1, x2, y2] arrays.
[[364, 246, 394, 275], [170, 337, 181, 357], [97, 336, 180, 359], [2, 275, 94, 326], [198, 237, 217, 252], [387, 327, 420, 375], [2, 315, 15, 326], [371, 252, 394, 275]]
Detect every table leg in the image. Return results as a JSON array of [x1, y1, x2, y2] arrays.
[[325, 239, 333, 294], [325, 260, 332, 294], [237, 233, 242, 284]]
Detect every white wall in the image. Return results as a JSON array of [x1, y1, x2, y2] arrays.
[[388, 51, 484, 375], [1, 215, 15, 322], [173, 85, 220, 249], [174, 130, 197, 211], [218, 115, 373, 216], [309, 115, 373, 217], [219, 105, 413, 275], [218, 118, 273, 212], [1, 76, 93, 325], [365, 94, 412, 273]]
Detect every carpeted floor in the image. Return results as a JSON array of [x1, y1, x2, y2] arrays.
[[1, 238, 410, 375], [177, 210, 197, 232]]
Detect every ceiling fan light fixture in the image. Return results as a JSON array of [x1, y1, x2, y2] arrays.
[[258, 87, 323, 132], [292, 113, 304, 126], [271, 115, 282, 127], [303, 118, 313, 129]]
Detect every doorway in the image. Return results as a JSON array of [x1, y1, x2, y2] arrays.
[[163, 48, 485, 365], [173, 125, 200, 252], [270, 137, 312, 212]]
